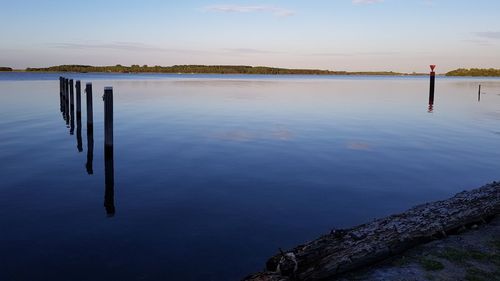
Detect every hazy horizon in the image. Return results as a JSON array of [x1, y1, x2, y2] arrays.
[[1, 0, 500, 72]]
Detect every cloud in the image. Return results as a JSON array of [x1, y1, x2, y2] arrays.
[[204, 5, 295, 17], [352, 0, 384, 4], [473, 31, 500, 40], [463, 39, 493, 47], [49, 42, 170, 52], [223, 48, 280, 55], [308, 51, 399, 57]]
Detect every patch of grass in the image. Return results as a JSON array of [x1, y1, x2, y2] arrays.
[[436, 247, 488, 264], [491, 238, 500, 250], [418, 257, 444, 271], [491, 254, 500, 266], [392, 256, 412, 267], [465, 267, 500, 281], [468, 250, 490, 261], [424, 273, 436, 281]]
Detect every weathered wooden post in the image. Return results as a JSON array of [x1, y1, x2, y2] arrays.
[[65, 78, 70, 125], [63, 77, 67, 118], [59, 77, 63, 113], [85, 83, 93, 129], [103, 87, 114, 148], [76, 81, 82, 115], [103, 86, 115, 216], [478, 84, 481, 102], [69, 79, 75, 134], [429, 65, 436, 106]]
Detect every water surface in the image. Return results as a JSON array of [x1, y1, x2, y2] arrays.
[[1, 73, 500, 281]]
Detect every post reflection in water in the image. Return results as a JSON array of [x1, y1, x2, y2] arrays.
[[86, 123, 94, 175], [76, 81, 83, 152], [478, 84, 481, 102], [104, 145, 115, 216], [76, 112, 83, 152], [58, 77, 115, 217]]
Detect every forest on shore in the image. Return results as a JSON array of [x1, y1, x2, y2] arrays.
[[24, 65, 404, 76], [445, 68, 500, 77], [0, 65, 498, 76]]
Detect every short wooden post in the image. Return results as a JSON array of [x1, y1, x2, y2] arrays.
[[103, 87, 114, 148], [429, 65, 436, 106], [85, 83, 93, 129]]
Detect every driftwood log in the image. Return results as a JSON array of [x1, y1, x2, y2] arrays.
[[244, 182, 500, 281]]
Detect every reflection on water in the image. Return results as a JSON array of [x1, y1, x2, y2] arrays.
[[86, 124, 94, 175], [104, 145, 115, 216], [1, 73, 500, 281], [58, 77, 115, 216]]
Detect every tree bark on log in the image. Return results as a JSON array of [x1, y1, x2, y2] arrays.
[[243, 182, 500, 281]]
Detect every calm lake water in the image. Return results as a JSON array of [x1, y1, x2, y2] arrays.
[[1, 72, 500, 281]]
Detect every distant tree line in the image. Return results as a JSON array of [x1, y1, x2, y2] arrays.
[[0, 67, 13, 71], [446, 68, 500, 77], [25, 64, 407, 76]]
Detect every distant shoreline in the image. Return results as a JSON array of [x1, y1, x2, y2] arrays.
[[23, 65, 418, 76], [5, 70, 430, 77], [2, 65, 500, 77]]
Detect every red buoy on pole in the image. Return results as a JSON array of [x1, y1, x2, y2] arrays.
[[429, 65, 436, 107]]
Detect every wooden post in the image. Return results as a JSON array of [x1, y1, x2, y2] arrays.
[[65, 78, 70, 125], [69, 79, 75, 135], [85, 83, 93, 129], [59, 77, 63, 113], [478, 84, 481, 102], [62, 77, 66, 114], [76, 81, 82, 114], [103, 86, 115, 216], [103, 87, 114, 148], [429, 65, 436, 106]]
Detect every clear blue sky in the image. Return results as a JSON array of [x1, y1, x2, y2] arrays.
[[1, 0, 499, 72]]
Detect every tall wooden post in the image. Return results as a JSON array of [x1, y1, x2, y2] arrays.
[[103, 86, 115, 216], [65, 78, 70, 125], [103, 87, 114, 148], [69, 79, 75, 134], [478, 84, 481, 102], [76, 81, 82, 115], [59, 77, 63, 113], [85, 83, 93, 129], [85, 83, 94, 174]]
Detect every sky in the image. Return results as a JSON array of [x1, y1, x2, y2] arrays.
[[1, 0, 499, 72]]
